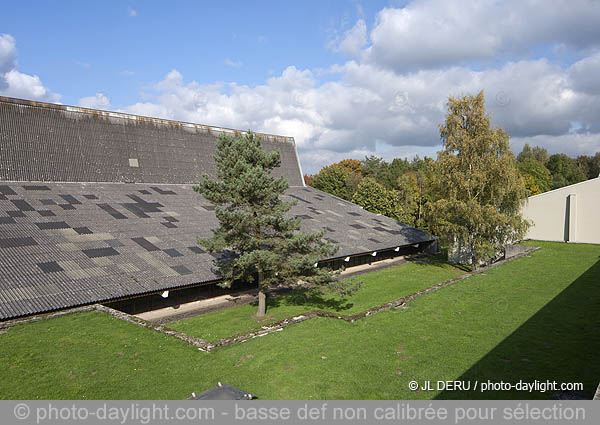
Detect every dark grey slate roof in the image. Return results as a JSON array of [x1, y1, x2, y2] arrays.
[[0, 96, 434, 320], [0, 182, 433, 320], [0, 96, 303, 186]]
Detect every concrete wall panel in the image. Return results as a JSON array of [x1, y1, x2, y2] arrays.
[[522, 177, 600, 244]]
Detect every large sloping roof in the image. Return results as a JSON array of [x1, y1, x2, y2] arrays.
[[0, 96, 303, 186], [0, 96, 434, 320], [0, 182, 432, 319]]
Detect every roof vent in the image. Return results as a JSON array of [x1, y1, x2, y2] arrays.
[[129, 158, 139, 168]]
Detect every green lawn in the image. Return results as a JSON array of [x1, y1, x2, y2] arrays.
[[169, 259, 463, 342], [1, 241, 598, 400]]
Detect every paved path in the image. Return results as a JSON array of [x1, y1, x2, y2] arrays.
[[135, 290, 258, 324], [135, 255, 411, 324]]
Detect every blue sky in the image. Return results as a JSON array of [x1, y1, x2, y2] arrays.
[[3, 1, 384, 107], [2, 0, 600, 174]]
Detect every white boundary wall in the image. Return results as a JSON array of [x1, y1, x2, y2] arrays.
[[521, 177, 600, 244]]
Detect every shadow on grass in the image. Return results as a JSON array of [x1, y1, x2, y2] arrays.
[[249, 288, 354, 312], [285, 289, 354, 311], [407, 248, 470, 271], [436, 258, 600, 400]]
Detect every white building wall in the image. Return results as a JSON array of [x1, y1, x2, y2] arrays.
[[521, 177, 600, 244]]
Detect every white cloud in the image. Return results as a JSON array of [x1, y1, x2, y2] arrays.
[[0, 33, 60, 102], [224, 58, 242, 68], [334, 19, 367, 57], [119, 51, 600, 174], [511, 133, 600, 160], [568, 51, 600, 96], [128, 7, 137, 17], [360, 0, 600, 72], [2, 70, 59, 101], [0, 34, 17, 80], [78, 93, 111, 109]]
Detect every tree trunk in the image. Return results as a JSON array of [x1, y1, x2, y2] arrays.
[[469, 236, 478, 272], [471, 243, 478, 272], [257, 290, 267, 317], [256, 270, 266, 316]]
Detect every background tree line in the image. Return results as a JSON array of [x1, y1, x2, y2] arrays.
[[306, 156, 436, 229], [306, 144, 599, 231], [517, 145, 600, 195]]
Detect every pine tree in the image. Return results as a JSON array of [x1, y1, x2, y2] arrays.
[[194, 131, 358, 316], [426, 91, 529, 269]]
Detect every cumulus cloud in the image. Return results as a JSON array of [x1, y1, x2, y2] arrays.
[[2, 70, 59, 101], [362, 0, 600, 72], [568, 51, 600, 96], [78, 93, 111, 109], [0, 33, 60, 102], [512, 133, 600, 160], [119, 52, 600, 174], [333, 19, 367, 57], [0, 34, 17, 83]]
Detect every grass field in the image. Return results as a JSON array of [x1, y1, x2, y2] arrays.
[[0, 241, 598, 400], [169, 258, 463, 342]]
